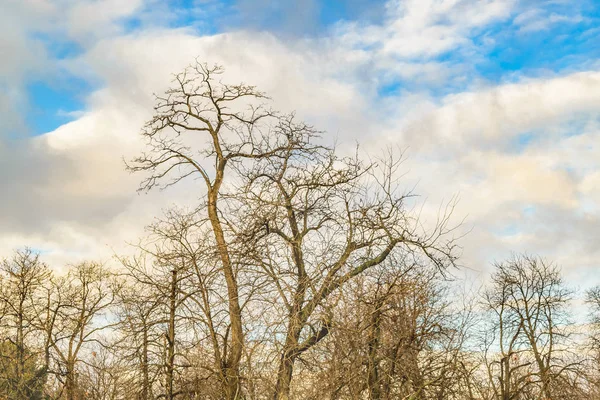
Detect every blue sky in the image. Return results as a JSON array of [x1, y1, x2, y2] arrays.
[[1, 0, 600, 285]]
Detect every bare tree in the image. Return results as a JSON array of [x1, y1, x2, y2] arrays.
[[237, 142, 459, 399], [586, 286, 600, 398], [127, 62, 307, 400], [43, 262, 117, 400], [588, 286, 600, 351], [482, 255, 579, 400], [114, 278, 163, 400], [77, 346, 128, 400], [302, 261, 477, 400], [0, 248, 51, 399]]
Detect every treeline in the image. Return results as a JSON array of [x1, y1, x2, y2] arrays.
[[1, 62, 599, 400], [2, 249, 600, 399]]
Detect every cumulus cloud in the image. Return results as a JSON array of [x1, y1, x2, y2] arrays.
[[66, 0, 144, 44], [386, 74, 600, 279], [397, 72, 600, 149], [0, 0, 154, 140], [0, 28, 374, 267]]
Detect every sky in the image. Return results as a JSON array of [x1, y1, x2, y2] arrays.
[[1, 0, 599, 291]]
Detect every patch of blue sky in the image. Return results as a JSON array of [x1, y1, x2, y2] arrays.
[[171, 0, 236, 34], [376, 75, 464, 100], [377, 81, 403, 97], [475, 3, 600, 82], [31, 32, 86, 60], [372, 0, 600, 96], [372, 46, 464, 98], [164, 0, 389, 37], [122, 15, 143, 33], [375, 61, 470, 100], [21, 35, 101, 138], [318, 0, 387, 27], [122, 0, 236, 35], [562, 115, 600, 138], [225, 1, 324, 37], [21, 35, 89, 137], [29, 247, 52, 256], [378, 1, 599, 100], [26, 77, 93, 135], [23, 0, 237, 139], [508, 115, 597, 154], [512, 132, 535, 151]]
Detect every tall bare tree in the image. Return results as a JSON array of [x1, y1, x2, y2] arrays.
[[128, 62, 303, 399]]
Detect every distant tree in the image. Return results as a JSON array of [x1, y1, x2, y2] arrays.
[[0, 248, 51, 399], [114, 276, 163, 400], [119, 211, 212, 400], [43, 262, 117, 400], [77, 346, 128, 400], [0, 340, 45, 399], [586, 286, 600, 398], [302, 261, 476, 400], [482, 255, 580, 400]]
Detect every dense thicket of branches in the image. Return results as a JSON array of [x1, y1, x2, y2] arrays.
[[1, 62, 599, 400]]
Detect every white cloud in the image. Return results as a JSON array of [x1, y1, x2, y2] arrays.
[[395, 72, 600, 150], [381, 72, 600, 281], [66, 0, 144, 45], [336, 0, 514, 58], [514, 8, 584, 33]]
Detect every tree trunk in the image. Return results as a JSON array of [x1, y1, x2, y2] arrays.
[[65, 364, 76, 400], [208, 190, 243, 399], [166, 269, 177, 400], [273, 350, 295, 400], [501, 355, 510, 400], [16, 301, 25, 397], [273, 313, 305, 400], [142, 321, 150, 400], [367, 305, 382, 400]]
